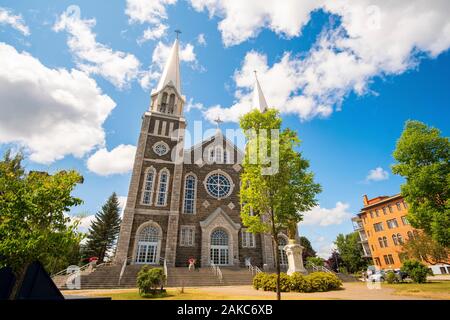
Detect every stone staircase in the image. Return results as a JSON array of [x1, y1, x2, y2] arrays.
[[55, 264, 256, 290]]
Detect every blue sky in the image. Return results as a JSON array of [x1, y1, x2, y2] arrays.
[[1, 1, 449, 258]]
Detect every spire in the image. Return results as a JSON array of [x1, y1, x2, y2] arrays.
[[156, 35, 181, 95], [252, 71, 268, 112]]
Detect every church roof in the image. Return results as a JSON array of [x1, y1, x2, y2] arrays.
[[155, 38, 182, 95], [253, 73, 269, 112]]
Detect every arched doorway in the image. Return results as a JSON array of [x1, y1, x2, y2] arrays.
[[135, 225, 160, 264], [278, 236, 288, 267], [210, 228, 229, 265]]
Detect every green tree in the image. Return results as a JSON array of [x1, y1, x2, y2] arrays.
[[305, 256, 324, 268], [239, 109, 321, 300], [0, 150, 84, 297], [334, 232, 368, 274], [299, 236, 316, 262], [392, 120, 449, 246], [401, 232, 449, 265], [400, 259, 431, 283], [83, 193, 122, 262]]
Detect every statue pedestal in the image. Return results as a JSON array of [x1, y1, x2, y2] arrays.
[[284, 240, 307, 275]]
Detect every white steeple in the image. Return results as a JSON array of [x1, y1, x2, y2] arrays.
[[253, 71, 268, 112], [156, 37, 181, 95]]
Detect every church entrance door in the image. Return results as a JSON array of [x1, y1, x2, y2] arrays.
[[136, 242, 158, 264], [210, 228, 229, 265]]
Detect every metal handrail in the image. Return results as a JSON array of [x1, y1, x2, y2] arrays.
[[310, 263, 333, 274], [118, 256, 133, 285], [248, 264, 262, 276], [51, 262, 91, 278], [210, 262, 223, 283]]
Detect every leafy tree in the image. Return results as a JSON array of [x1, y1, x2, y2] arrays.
[[299, 236, 316, 262], [325, 250, 343, 272], [83, 193, 122, 263], [334, 232, 368, 274], [401, 259, 431, 283], [0, 150, 83, 298], [239, 109, 321, 300], [305, 256, 324, 268], [392, 120, 449, 246], [137, 266, 166, 296], [401, 232, 449, 265]]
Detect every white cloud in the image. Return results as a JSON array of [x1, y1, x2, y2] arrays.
[[138, 23, 169, 43], [301, 202, 351, 227], [185, 98, 204, 112], [197, 0, 450, 122], [87, 144, 136, 176], [316, 240, 337, 259], [366, 167, 389, 182], [125, 0, 177, 43], [54, 5, 141, 89], [197, 33, 207, 46], [140, 40, 198, 90], [0, 42, 115, 164], [0, 7, 30, 35], [126, 0, 177, 24]]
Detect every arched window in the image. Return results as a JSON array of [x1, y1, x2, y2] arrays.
[[209, 149, 215, 162], [160, 92, 168, 113], [210, 228, 229, 265], [215, 146, 223, 163], [168, 94, 175, 114], [142, 167, 156, 205], [278, 236, 288, 266], [392, 234, 398, 246], [156, 170, 169, 206], [383, 236, 388, 247], [135, 225, 160, 264], [183, 175, 197, 214], [397, 233, 403, 244], [407, 231, 414, 240], [378, 237, 384, 248]]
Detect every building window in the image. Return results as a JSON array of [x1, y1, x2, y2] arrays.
[[378, 237, 384, 248], [374, 257, 381, 266], [183, 174, 197, 214], [387, 218, 399, 229], [241, 229, 255, 248], [370, 211, 374, 218], [156, 169, 169, 206], [403, 201, 408, 209], [371, 245, 375, 252], [383, 236, 388, 247], [278, 236, 288, 266], [142, 167, 156, 205], [397, 233, 403, 244], [168, 94, 175, 114], [375, 209, 380, 217], [205, 171, 233, 199], [407, 231, 414, 240], [385, 254, 395, 265], [396, 202, 401, 211], [180, 226, 195, 247], [374, 222, 384, 232], [153, 141, 169, 156], [210, 228, 229, 265], [160, 92, 168, 113], [135, 225, 160, 264], [223, 150, 228, 164], [440, 267, 447, 274], [401, 216, 409, 225], [382, 207, 387, 215], [392, 234, 398, 246], [388, 205, 393, 213]]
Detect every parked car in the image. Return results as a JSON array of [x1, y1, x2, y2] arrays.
[[368, 270, 386, 282]]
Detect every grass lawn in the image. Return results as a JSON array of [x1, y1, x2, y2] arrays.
[[383, 281, 450, 300]]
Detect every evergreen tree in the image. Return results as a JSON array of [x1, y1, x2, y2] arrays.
[[84, 193, 122, 262]]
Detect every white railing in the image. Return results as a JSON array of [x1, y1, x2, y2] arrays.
[[310, 263, 333, 274], [210, 263, 223, 283], [51, 262, 91, 278], [248, 264, 262, 276], [118, 256, 133, 285], [162, 258, 168, 285]]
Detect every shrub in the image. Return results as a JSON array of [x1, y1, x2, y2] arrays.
[[385, 271, 397, 284], [137, 266, 166, 296], [400, 260, 431, 283], [308, 272, 342, 292], [253, 271, 342, 293], [289, 272, 312, 292]]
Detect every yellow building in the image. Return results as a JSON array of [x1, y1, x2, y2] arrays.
[[352, 194, 450, 274]]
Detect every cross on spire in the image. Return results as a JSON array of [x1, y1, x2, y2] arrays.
[[174, 29, 182, 39], [214, 116, 223, 130]]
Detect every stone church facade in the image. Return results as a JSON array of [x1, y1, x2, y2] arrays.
[[115, 38, 288, 269]]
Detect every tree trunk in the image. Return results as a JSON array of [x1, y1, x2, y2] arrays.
[[270, 210, 281, 300], [9, 265, 27, 300]]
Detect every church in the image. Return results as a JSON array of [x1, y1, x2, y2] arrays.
[[115, 38, 290, 270]]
